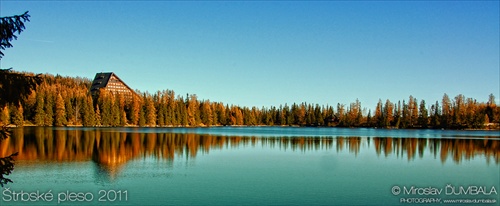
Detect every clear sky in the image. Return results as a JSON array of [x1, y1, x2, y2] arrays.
[[1, 1, 499, 109]]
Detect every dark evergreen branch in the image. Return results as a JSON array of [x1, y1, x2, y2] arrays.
[[0, 11, 30, 59], [0, 152, 18, 187]]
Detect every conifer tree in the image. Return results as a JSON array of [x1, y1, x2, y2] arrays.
[[117, 94, 126, 126], [187, 94, 200, 126], [130, 95, 140, 125], [200, 100, 213, 126], [176, 97, 188, 126], [453, 94, 466, 127], [418, 100, 428, 128], [211, 103, 219, 125], [383, 99, 394, 127], [145, 96, 156, 126], [82, 96, 95, 126], [139, 106, 146, 127], [95, 104, 102, 126], [44, 92, 54, 126], [54, 93, 67, 126], [166, 91, 176, 125], [336, 103, 345, 126], [235, 107, 243, 125], [65, 97, 75, 125], [216, 103, 226, 126], [441, 94, 452, 128], [111, 96, 121, 126], [430, 101, 440, 128], [0, 10, 32, 188], [121, 111, 126, 126], [486, 93, 497, 124], [374, 99, 383, 127], [34, 92, 45, 125], [409, 96, 418, 127], [394, 101, 401, 128], [401, 100, 409, 128], [1, 106, 9, 125], [283, 104, 292, 125], [366, 110, 372, 127], [11, 103, 23, 127], [157, 102, 165, 126], [99, 91, 113, 126]]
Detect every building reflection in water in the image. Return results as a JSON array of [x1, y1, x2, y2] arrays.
[[1, 127, 499, 178]]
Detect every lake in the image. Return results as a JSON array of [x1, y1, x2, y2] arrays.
[[1, 127, 499, 205]]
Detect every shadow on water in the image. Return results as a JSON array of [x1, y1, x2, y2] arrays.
[[1, 127, 499, 181]]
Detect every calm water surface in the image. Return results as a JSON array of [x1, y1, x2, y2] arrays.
[[1, 127, 499, 205]]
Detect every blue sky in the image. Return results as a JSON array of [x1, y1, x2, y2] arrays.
[[1, 1, 499, 109]]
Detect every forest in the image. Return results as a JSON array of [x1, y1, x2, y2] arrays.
[[1, 71, 499, 129]]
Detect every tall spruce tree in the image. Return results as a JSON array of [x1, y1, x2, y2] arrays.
[[0, 106, 9, 125], [11, 103, 23, 126], [44, 92, 54, 126], [418, 100, 428, 128], [82, 96, 95, 126], [441, 94, 452, 128], [0, 10, 33, 187], [145, 95, 156, 126], [34, 92, 45, 125], [54, 93, 67, 126]]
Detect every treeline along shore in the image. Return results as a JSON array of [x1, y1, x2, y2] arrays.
[[1, 71, 499, 129]]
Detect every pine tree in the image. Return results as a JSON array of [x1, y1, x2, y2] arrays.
[[394, 101, 401, 128], [430, 101, 440, 128], [315, 104, 324, 126], [145, 96, 156, 126], [165, 91, 176, 125], [366, 110, 372, 127], [130, 95, 141, 125], [464, 98, 476, 128], [176, 97, 188, 126], [235, 107, 243, 125], [186, 94, 200, 126], [95, 104, 102, 126], [11, 103, 23, 126], [139, 106, 146, 127], [401, 100, 409, 128], [284, 104, 293, 125], [111, 96, 121, 126], [44, 92, 54, 126], [298, 103, 306, 125], [99, 91, 112, 126], [441, 94, 452, 128], [418, 100, 428, 128], [216, 103, 226, 126], [54, 93, 67, 126], [486, 93, 497, 124], [0, 105, 9, 125], [121, 111, 127, 126], [383, 99, 394, 128], [65, 97, 75, 125], [453, 94, 465, 127], [374, 99, 383, 127], [157, 102, 165, 126], [337, 103, 346, 126], [408, 96, 418, 127], [117, 94, 126, 126], [34, 91, 45, 125], [82, 96, 95, 126], [200, 100, 213, 126]]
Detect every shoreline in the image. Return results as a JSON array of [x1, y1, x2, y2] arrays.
[[8, 124, 500, 131]]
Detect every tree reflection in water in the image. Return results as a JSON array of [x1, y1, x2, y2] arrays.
[[1, 127, 498, 178]]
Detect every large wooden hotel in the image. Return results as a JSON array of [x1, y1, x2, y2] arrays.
[[90, 72, 136, 100]]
